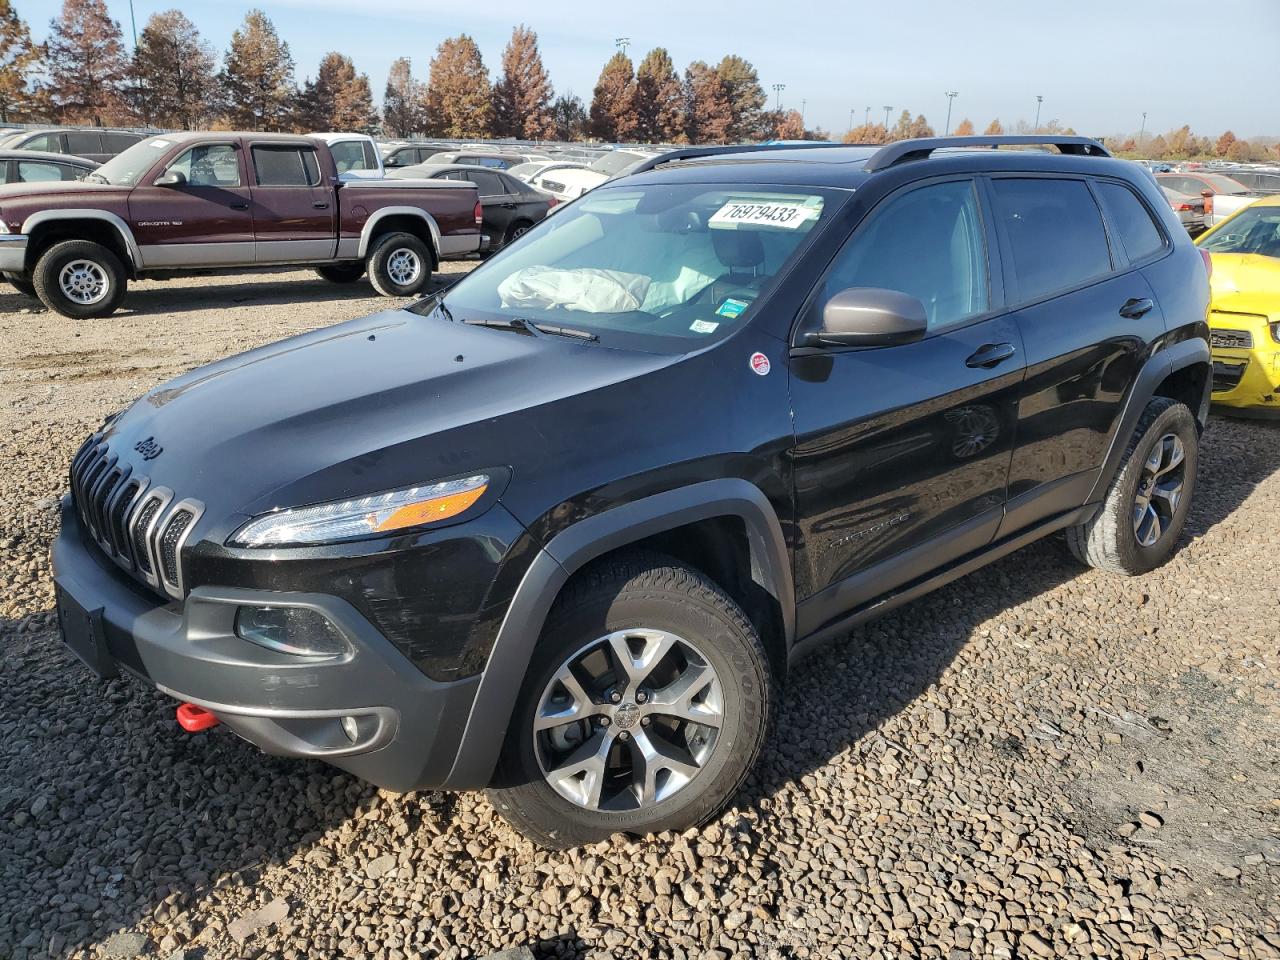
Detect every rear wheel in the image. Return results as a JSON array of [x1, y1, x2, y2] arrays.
[[486, 551, 772, 849], [315, 262, 365, 284], [503, 219, 534, 247], [32, 240, 127, 319], [367, 232, 432, 297]]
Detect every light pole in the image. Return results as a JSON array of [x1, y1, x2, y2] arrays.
[[1139, 111, 1147, 147], [883, 105, 892, 128], [944, 90, 958, 135], [772, 83, 785, 111], [865, 106, 871, 127], [614, 37, 630, 55], [1034, 95, 1043, 132], [801, 99, 806, 128], [849, 107, 855, 131]]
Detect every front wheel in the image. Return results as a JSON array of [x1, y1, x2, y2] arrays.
[[486, 551, 773, 849], [32, 240, 127, 319], [1065, 397, 1198, 575], [367, 232, 432, 297]]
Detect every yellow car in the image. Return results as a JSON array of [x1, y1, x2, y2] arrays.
[[1195, 196, 1280, 416]]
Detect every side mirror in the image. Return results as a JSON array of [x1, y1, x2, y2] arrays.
[[154, 170, 187, 187], [385, 156, 401, 166], [812, 287, 928, 347]]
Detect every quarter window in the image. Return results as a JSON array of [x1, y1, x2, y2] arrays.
[[990, 178, 1112, 302], [1095, 181, 1165, 263], [252, 146, 321, 186], [818, 179, 990, 331]]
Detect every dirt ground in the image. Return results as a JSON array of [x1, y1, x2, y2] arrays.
[[0, 269, 1278, 960]]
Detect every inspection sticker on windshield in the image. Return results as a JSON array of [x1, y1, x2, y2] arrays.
[[690, 319, 719, 334], [710, 199, 819, 230], [716, 298, 749, 319]]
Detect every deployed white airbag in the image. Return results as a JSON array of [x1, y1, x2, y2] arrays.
[[497, 266, 651, 314]]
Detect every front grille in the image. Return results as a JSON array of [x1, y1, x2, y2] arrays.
[[1210, 328, 1253, 350], [68, 435, 203, 599], [541, 178, 565, 193], [1212, 360, 1247, 394]]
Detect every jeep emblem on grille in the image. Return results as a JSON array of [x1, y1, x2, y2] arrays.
[[134, 437, 163, 461]]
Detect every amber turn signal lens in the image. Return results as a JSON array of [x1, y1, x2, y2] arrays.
[[372, 483, 487, 532]]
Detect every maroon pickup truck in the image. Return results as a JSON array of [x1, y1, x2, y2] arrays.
[[0, 131, 483, 318]]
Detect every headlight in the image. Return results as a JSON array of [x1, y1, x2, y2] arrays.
[[229, 474, 489, 547]]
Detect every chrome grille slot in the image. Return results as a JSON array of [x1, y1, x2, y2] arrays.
[[1210, 328, 1253, 350], [67, 438, 204, 600]]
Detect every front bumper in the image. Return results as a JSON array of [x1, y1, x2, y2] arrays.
[[1209, 318, 1280, 413], [51, 499, 480, 791], [0, 234, 28, 273]]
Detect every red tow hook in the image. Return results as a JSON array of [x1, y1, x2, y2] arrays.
[[176, 702, 220, 733]]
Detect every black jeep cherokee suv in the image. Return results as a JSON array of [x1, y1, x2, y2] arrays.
[[52, 136, 1211, 848]]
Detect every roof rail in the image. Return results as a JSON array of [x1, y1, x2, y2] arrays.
[[626, 142, 849, 177], [864, 135, 1111, 172]]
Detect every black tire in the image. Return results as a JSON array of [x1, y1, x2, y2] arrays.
[[1065, 397, 1198, 575], [315, 262, 366, 284], [5, 275, 36, 298], [32, 239, 127, 319], [503, 219, 534, 247], [486, 551, 772, 849], [366, 232, 432, 297]]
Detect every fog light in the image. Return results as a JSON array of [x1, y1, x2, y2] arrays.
[[341, 715, 359, 742], [235, 606, 350, 658]]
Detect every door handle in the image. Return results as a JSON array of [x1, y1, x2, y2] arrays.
[[501, 202, 517, 209], [965, 342, 1017, 369], [1119, 297, 1154, 319], [313, 201, 329, 209], [230, 202, 249, 210]]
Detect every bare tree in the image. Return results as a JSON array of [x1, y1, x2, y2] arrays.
[[550, 92, 587, 140], [491, 25, 554, 140], [131, 10, 218, 129], [425, 35, 492, 138], [382, 57, 425, 138], [219, 10, 295, 132], [589, 52, 636, 141], [45, 0, 131, 125]]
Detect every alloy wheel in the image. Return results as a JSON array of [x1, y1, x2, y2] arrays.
[[58, 260, 110, 305], [386, 248, 421, 287], [1133, 432, 1186, 547], [533, 628, 724, 811]]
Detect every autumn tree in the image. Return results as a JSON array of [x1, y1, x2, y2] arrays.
[[45, 0, 131, 125], [634, 48, 684, 143], [984, 118, 1004, 135], [0, 0, 41, 122], [1226, 139, 1252, 163], [382, 57, 425, 137], [130, 11, 217, 129], [952, 118, 975, 136], [219, 10, 295, 131], [1147, 134, 1168, 159], [716, 55, 765, 141], [550, 93, 587, 140], [296, 52, 377, 132], [1215, 130, 1236, 157], [491, 25, 554, 139], [589, 52, 636, 141], [842, 123, 889, 145], [683, 60, 731, 144], [425, 35, 491, 138]]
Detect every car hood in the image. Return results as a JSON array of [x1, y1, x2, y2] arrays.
[[0, 181, 127, 203], [1207, 253, 1280, 301], [99, 309, 674, 534]]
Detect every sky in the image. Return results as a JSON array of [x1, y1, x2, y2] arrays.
[[21, 0, 1280, 140]]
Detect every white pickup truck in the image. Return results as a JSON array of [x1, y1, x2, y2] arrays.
[[309, 133, 385, 180]]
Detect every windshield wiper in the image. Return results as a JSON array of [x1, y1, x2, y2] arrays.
[[460, 316, 599, 342], [462, 316, 534, 334], [525, 321, 598, 342]]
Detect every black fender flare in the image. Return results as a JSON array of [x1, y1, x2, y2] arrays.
[[442, 478, 793, 788], [1086, 337, 1211, 504]]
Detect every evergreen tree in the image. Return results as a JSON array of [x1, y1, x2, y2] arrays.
[[491, 25, 553, 139], [45, 0, 131, 125], [715, 55, 765, 141], [589, 52, 636, 141], [219, 10, 295, 131], [425, 35, 491, 138], [297, 52, 377, 132], [0, 0, 42, 123], [131, 10, 218, 129], [382, 57, 425, 137], [634, 48, 683, 143], [683, 60, 731, 144]]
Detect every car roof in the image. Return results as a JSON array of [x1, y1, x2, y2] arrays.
[[138, 131, 319, 145], [0, 149, 97, 165], [398, 163, 515, 178]]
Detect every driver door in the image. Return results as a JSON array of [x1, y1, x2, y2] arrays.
[[128, 141, 254, 268]]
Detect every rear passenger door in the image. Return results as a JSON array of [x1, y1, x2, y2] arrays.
[[248, 143, 336, 262], [990, 175, 1168, 536]]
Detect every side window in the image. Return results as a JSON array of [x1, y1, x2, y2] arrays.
[[1095, 181, 1165, 263], [16, 160, 64, 183], [480, 157, 508, 169], [252, 146, 320, 186], [362, 141, 377, 169], [456, 156, 479, 166], [65, 131, 102, 156], [165, 144, 241, 187], [989, 178, 1112, 303], [818, 179, 990, 331], [103, 133, 141, 153], [25, 133, 61, 152], [465, 171, 503, 197], [329, 140, 366, 174]]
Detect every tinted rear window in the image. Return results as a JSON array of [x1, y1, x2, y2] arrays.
[[990, 178, 1112, 302], [102, 132, 141, 153], [65, 131, 101, 154], [252, 146, 320, 186], [1095, 181, 1165, 263]]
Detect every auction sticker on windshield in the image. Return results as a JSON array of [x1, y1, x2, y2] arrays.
[[710, 197, 822, 230]]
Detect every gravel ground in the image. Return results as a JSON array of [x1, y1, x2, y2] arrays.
[[1, 269, 1278, 960]]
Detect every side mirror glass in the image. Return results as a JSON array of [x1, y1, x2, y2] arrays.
[[155, 170, 187, 187], [813, 287, 928, 347]]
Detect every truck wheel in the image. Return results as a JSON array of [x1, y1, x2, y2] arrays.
[[32, 240, 127, 319], [5, 274, 36, 298], [1065, 397, 1198, 575], [503, 219, 534, 247], [367, 232, 431, 297], [315, 262, 365, 284], [486, 551, 773, 850]]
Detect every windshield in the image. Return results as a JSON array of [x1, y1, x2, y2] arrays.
[[588, 151, 651, 177], [90, 135, 175, 185], [421, 182, 843, 350], [1200, 206, 1280, 258]]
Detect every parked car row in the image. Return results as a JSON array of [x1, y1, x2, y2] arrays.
[[385, 163, 556, 251]]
